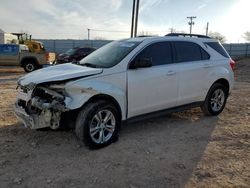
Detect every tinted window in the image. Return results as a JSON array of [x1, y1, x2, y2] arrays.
[[65, 48, 78, 55], [201, 48, 210, 60], [135, 42, 172, 66], [205, 42, 229, 58], [174, 41, 207, 62], [78, 48, 89, 54]]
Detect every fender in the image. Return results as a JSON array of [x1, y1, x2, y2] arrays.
[[64, 73, 127, 120], [205, 64, 234, 96]]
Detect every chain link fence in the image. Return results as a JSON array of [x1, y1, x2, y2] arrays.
[[37, 39, 250, 59]]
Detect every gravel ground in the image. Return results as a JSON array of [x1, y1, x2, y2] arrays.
[[0, 60, 249, 188]]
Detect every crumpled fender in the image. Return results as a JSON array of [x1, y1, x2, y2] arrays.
[[64, 76, 127, 120]]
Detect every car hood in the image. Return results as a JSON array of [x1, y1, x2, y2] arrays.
[[18, 63, 103, 86]]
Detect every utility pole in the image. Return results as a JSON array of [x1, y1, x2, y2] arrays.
[[187, 16, 196, 34], [206, 22, 209, 36], [134, 0, 140, 37], [130, 0, 136, 38], [169, 27, 175, 33], [130, 0, 140, 38], [87, 28, 90, 40]]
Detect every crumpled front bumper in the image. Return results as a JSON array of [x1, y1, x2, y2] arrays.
[[14, 102, 35, 128]]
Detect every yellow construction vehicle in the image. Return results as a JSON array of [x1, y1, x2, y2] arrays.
[[11, 33, 45, 53]]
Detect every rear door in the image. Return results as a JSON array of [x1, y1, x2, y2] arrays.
[[172, 41, 210, 105], [127, 41, 179, 118], [0, 44, 19, 66]]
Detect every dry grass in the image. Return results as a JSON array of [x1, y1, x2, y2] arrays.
[[0, 61, 249, 187]]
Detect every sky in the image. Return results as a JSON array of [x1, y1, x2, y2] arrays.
[[0, 0, 249, 42]]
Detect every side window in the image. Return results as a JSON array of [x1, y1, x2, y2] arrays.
[[134, 42, 172, 66], [32, 44, 38, 50], [205, 42, 229, 58], [78, 48, 88, 54], [174, 41, 209, 62], [201, 48, 210, 60]]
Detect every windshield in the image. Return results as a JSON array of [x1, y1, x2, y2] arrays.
[[65, 48, 78, 55], [79, 40, 140, 68]]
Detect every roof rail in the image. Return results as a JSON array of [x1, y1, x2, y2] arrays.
[[165, 33, 211, 39], [137, 35, 157, 38]]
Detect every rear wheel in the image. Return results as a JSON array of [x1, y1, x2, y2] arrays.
[[75, 100, 120, 149], [201, 83, 227, 116], [23, 61, 37, 72]]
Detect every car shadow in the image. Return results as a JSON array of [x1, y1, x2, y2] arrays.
[[0, 108, 218, 188]]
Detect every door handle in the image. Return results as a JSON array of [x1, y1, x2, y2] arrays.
[[166, 70, 176, 76]]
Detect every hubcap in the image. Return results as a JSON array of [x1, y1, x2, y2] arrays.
[[26, 64, 34, 72], [210, 89, 225, 112], [89, 110, 116, 144]]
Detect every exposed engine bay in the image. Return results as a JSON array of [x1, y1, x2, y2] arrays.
[[15, 83, 69, 130]]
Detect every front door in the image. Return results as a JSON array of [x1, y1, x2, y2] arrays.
[[127, 41, 179, 118]]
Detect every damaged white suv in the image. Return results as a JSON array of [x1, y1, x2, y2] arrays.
[[15, 33, 235, 148]]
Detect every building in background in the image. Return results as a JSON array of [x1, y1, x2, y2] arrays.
[[0, 29, 18, 44]]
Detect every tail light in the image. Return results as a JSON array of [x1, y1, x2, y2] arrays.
[[229, 58, 236, 71], [45, 52, 49, 61]]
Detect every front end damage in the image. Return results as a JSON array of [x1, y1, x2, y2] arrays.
[[14, 83, 69, 129]]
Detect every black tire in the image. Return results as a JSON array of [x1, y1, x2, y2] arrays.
[[75, 100, 121, 149], [201, 83, 228, 116], [23, 61, 37, 72]]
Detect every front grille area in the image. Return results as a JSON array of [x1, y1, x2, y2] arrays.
[[32, 87, 53, 102]]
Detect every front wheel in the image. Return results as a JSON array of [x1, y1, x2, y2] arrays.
[[201, 83, 228, 116], [75, 100, 121, 149]]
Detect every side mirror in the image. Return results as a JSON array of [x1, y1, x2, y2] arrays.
[[129, 58, 152, 69]]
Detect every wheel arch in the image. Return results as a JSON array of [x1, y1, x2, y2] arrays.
[[20, 57, 39, 67], [212, 78, 230, 96], [83, 94, 123, 122]]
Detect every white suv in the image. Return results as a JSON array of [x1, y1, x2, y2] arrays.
[[15, 33, 235, 148]]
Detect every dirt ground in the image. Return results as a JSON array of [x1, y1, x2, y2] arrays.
[[0, 60, 249, 188]]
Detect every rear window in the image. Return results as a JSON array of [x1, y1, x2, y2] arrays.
[[174, 41, 209, 62], [205, 42, 229, 58]]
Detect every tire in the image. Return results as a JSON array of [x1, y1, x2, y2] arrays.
[[201, 83, 228, 116], [75, 100, 121, 149], [23, 61, 37, 72]]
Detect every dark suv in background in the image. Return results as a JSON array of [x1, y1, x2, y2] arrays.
[[56, 47, 96, 64]]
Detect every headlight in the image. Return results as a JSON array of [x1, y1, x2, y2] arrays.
[[33, 86, 65, 101], [47, 84, 67, 96]]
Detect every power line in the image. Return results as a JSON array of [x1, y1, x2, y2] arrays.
[[86, 28, 129, 40], [187, 16, 196, 34], [88, 28, 130, 33]]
